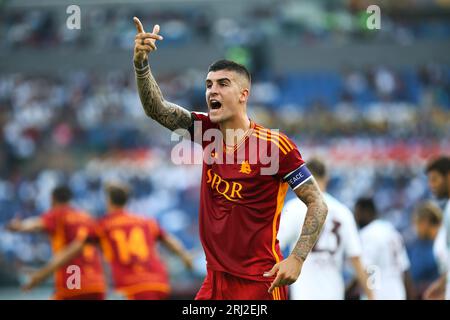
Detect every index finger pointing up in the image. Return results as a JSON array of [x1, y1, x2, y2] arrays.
[[152, 24, 160, 35], [133, 17, 145, 33]]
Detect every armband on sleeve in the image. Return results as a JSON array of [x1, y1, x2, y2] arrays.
[[283, 164, 312, 190]]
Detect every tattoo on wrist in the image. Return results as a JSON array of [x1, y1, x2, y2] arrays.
[[134, 59, 149, 72], [290, 251, 306, 262]]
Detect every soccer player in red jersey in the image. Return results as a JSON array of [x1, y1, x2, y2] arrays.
[[95, 183, 193, 300], [7, 186, 106, 300], [24, 183, 193, 300], [132, 17, 328, 300]]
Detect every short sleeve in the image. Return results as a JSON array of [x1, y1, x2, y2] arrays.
[[41, 210, 59, 234], [188, 112, 218, 148], [275, 135, 308, 189]]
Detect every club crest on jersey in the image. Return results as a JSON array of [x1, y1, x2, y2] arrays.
[[239, 161, 252, 175]]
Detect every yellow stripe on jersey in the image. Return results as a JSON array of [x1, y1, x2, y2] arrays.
[[252, 132, 288, 155], [254, 126, 294, 152], [254, 125, 294, 149], [254, 129, 291, 153], [272, 182, 289, 265], [274, 131, 294, 150], [274, 288, 280, 300], [272, 289, 278, 300]]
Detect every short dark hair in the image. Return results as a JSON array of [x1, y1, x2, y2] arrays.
[[52, 185, 72, 203], [426, 156, 450, 176], [414, 201, 442, 226], [106, 184, 129, 207], [355, 197, 377, 216], [307, 158, 327, 179], [208, 59, 251, 83]]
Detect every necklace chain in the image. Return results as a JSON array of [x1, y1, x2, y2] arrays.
[[224, 126, 252, 148]]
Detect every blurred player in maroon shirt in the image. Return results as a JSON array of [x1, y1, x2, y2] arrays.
[[7, 186, 106, 300], [132, 17, 328, 299], [22, 183, 193, 300]]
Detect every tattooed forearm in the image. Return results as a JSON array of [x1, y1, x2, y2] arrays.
[[134, 60, 193, 131], [291, 178, 328, 261]]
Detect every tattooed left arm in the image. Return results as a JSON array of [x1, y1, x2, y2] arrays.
[[290, 178, 328, 261], [265, 178, 327, 293]]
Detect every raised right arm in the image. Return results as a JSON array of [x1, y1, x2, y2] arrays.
[[134, 60, 193, 131], [133, 17, 193, 132]]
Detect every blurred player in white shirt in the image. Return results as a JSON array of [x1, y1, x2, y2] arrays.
[[423, 156, 450, 300], [278, 158, 373, 300], [354, 197, 412, 300]]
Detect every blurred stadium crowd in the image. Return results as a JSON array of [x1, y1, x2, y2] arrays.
[[2, 0, 450, 50], [0, 0, 449, 299]]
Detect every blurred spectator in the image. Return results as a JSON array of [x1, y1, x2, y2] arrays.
[[407, 201, 443, 299]]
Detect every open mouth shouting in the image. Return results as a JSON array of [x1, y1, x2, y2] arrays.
[[209, 99, 222, 110]]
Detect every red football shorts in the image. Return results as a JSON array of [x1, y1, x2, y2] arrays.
[[195, 269, 287, 300]]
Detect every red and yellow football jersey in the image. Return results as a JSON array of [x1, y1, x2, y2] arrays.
[[96, 210, 170, 298], [41, 205, 106, 300], [189, 112, 305, 281]]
